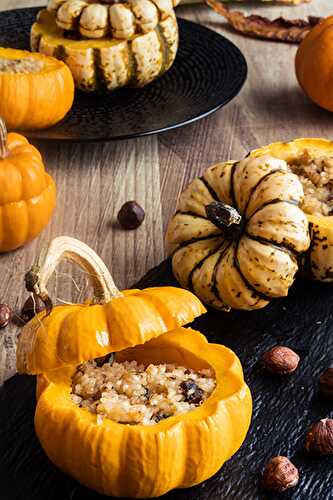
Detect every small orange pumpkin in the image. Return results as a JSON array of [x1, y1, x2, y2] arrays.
[[0, 47, 74, 130], [17, 236, 252, 498], [0, 118, 56, 252], [296, 16, 333, 112]]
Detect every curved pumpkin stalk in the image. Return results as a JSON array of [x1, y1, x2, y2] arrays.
[[25, 236, 122, 312], [0, 118, 9, 159]]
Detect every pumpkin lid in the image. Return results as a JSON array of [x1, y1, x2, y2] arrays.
[[16, 237, 206, 375]]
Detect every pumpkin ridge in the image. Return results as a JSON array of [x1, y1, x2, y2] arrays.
[[210, 241, 233, 309], [170, 233, 224, 256], [175, 210, 211, 221], [301, 222, 315, 279], [244, 230, 297, 260], [188, 241, 229, 292], [93, 47, 106, 90], [246, 197, 300, 221], [155, 24, 169, 76], [0, 173, 55, 205], [127, 40, 138, 86], [242, 168, 287, 218], [234, 241, 273, 301], [199, 176, 220, 202]]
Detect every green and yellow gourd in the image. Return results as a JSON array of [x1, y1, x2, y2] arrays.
[[166, 156, 311, 311], [31, 1, 179, 92]]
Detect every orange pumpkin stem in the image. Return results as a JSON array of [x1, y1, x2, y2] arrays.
[[25, 236, 122, 310], [0, 117, 9, 159]]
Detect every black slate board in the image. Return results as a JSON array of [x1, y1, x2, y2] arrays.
[[0, 8, 247, 142], [0, 259, 332, 500]]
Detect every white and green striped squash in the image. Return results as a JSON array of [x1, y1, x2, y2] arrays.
[[31, 8, 178, 92], [166, 156, 311, 311]]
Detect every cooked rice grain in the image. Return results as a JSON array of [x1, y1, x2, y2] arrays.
[[71, 360, 216, 425], [288, 151, 333, 217]]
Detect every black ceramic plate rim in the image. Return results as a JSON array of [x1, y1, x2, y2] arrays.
[[0, 8, 247, 143]]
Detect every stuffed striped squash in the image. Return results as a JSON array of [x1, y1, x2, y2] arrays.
[[31, 2, 178, 92], [166, 156, 311, 311]]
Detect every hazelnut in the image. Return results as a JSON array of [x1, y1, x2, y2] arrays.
[[262, 346, 300, 375], [0, 304, 11, 328], [262, 456, 299, 492], [305, 418, 333, 456], [21, 295, 44, 323], [319, 368, 333, 401], [117, 201, 145, 230]]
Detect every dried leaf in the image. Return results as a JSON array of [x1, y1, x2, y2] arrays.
[[205, 0, 321, 43], [179, 0, 310, 3]]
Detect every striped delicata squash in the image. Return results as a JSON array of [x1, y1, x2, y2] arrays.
[[251, 139, 333, 283], [166, 156, 311, 311], [31, 1, 179, 92]]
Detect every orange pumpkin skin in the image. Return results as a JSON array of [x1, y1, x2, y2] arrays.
[[0, 130, 56, 252], [17, 286, 206, 374], [34, 328, 252, 498], [296, 17, 333, 112], [17, 237, 252, 498], [0, 48, 74, 130]]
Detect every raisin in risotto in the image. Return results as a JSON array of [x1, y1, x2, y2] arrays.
[[71, 359, 216, 425]]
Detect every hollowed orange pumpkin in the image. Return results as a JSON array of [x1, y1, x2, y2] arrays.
[[0, 47, 74, 130], [17, 236, 252, 498]]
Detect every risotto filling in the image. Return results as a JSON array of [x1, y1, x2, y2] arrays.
[[71, 358, 216, 425], [288, 151, 333, 217], [0, 58, 44, 74]]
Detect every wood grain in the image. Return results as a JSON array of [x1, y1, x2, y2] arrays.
[[0, 0, 332, 382]]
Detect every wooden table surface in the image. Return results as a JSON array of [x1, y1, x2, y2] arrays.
[[0, 0, 332, 381]]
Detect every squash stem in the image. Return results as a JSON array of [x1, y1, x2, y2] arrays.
[[25, 236, 122, 311], [0, 118, 9, 159], [205, 201, 242, 238]]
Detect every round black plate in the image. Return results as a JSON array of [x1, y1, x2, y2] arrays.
[[0, 7, 247, 142]]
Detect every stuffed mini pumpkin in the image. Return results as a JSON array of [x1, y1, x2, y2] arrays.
[[0, 118, 56, 252], [17, 236, 252, 498], [250, 139, 333, 282], [0, 47, 74, 130], [166, 156, 310, 311], [31, 1, 179, 92]]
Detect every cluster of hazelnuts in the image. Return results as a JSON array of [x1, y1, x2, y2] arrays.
[[260, 345, 333, 493]]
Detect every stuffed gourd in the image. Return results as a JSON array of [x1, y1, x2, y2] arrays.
[[166, 156, 310, 311], [0, 47, 74, 130], [0, 118, 56, 252], [31, 4, 178, 92], [250, 139, 333, 282], [17, 236, 252, 498]]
